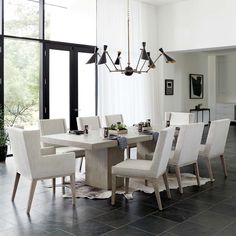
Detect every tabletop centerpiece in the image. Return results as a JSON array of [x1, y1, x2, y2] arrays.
[[109, 122, 128, 135]]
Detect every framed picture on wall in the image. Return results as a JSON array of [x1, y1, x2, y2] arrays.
[[165, 79, 174, 95], [189, 74, 204, 99]]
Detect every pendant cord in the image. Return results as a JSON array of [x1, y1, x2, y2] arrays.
[[127, 0, 130, 66]]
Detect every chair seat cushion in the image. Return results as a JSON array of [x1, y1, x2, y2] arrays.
[[56, 147, 85, 158], [112, 159, 152, 177]]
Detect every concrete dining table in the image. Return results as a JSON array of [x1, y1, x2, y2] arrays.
[[41, 127, 156, 190]]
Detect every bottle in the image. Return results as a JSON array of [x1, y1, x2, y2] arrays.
[[84, 125, 89, 134], [104, 127, 109, 138], [166, 120, 170, 127], [138, 123, 143, 133]]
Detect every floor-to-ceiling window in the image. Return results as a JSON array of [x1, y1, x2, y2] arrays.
[[0, 0, 97, 130]]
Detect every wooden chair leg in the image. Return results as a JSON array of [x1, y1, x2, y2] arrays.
[[220, 155, 228, 177], [206, 158, 214, 182], [12, 172, 21, 201], [126, 146, 131, 159], [62, 177, 66, 194], [125, 177, 129, 194], [194, 162, 201, 187], [152, 179, 163, 210], [145, 180, 148, 186], [70, 174, 76, 205], [52, 178, 56, 194], [111, 175, 116, 205], [79, 157, 84, 172], [175, 166, 183, 194], [27, 180, 37, 214], [163, 172, 171, 199]]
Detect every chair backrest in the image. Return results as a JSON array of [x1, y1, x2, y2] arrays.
[[38, 119, 67, 147], [150, 126, 175, 178], [8, 127, 41, 180], [76, 116, 101, 130], [204, 119, 230, 159], [172, 123, 204, 166], [105, 114, 124, 127], [165, 112, 195, 126]]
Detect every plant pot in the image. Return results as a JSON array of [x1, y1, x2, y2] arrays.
[[0, 145, 8, 162], [109, 129, 128, 135]]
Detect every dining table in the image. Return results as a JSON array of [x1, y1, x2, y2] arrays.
[[41, 127, 158, 190]]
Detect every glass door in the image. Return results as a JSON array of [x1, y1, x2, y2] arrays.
[[42, 42, 96, 130]]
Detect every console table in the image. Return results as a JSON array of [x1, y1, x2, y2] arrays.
[[190, 108, 211, 123]]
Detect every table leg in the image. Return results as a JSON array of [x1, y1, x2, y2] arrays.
[[85, 147, 124, 190]]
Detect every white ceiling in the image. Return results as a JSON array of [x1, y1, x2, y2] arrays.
[[140, 0, 189, 6]]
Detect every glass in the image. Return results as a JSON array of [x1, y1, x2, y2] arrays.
[[4, 0, 40, 38], [4, 38, 40, 128], [49, 49, 70, 126], [45, 0, 96, 45], [78, 52, 96, 117]]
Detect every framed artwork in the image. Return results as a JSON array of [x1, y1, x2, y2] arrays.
[[189, 74, 204, 99], [165, 79, 174, 95]]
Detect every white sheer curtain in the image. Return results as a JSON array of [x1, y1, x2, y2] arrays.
[[97, 0, 162, 126]]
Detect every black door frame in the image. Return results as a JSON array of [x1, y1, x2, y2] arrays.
[[42, 40, 97, 130]]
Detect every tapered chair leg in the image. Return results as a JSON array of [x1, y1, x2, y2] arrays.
[[62, 177, 66, 194], [111, 175, 116, 205], [220, 155, 228, 178], [126, 147, 131, 159], [125, 177, 129, 194], [27, 180, 37, 214], [152, 179, 163, 210], [52, 178, 56, 194], [175, 166, 183, 194], [79, 157, 84, 172], [206, 158, 214, 182], [145, 180, 148, 186], [70, 174, 76, 205], [194, 162, 201, 187], [163, 172, 171, 199], [12, 172, 21, 201]]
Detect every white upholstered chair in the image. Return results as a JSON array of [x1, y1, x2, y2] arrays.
[[199, 119, 230, 182], [167, 123, 205, 193], [39, 119, 85, 192], [39, 118, 85, 169], [104, 114, 124, 127], [111, 126, 175, 210], [76, 116, 101, 130], [8, 127, 76, 214], [165, 112, 195, 127]]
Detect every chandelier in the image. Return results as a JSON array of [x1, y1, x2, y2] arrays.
[[86, 0, 176, 76]]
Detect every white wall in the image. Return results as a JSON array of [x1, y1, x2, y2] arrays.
[[216, 55, 236, 103], [162, 52, 209, 119], [156, 0, 236, 52]]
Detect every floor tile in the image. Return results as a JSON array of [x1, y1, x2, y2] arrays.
[[60, 219, 114, 236], [103, 225, 154, 236], [130, 215, 177, 234], [168, 221, 217, 236], [209, 203, 236, 218], [153, 206, 196, 223], [188, 210, 234, 230], [93, 209, 140, 228]]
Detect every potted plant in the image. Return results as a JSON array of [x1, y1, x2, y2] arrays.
[[0, 108, 9, 162], [109, 122, 128, 134]]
